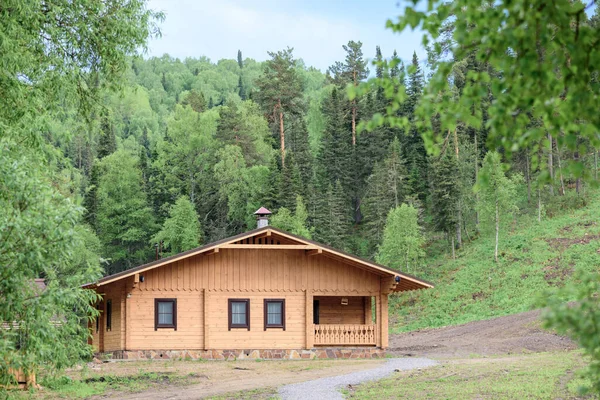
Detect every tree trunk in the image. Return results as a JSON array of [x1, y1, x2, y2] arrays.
[[453, 128, 461, 248], [278, 100, 285, 166], [595, 150, 598, 181], [451, 235, 456, 260], [548, 133, 554, 196], [352, 70, 357, 147], [556, 144, 566, 195], [574, 150, 581, 195], [537, 187, 542, 223], [525, 152, 531, 204], [494, 196, 499, 263], [474, 133, 480, 232]]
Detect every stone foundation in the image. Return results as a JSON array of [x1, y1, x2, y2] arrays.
[[101, 348, 385, 361]]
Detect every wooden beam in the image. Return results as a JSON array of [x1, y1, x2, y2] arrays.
[[219, 244, 319, 250], [204, 248, 219, 256], [306, 248, 322, 256], [375, 294, 382, 348], [381, 294, 389, 349], [305, 290, 313, 349], [254, 230, 272, 239]]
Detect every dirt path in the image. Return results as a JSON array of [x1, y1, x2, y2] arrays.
[[388, 309, 576, 358], [102, 359, 385, 400]]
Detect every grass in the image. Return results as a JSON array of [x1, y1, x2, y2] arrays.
[[8, 370, 194, 399], [346, 351, 592, 399], [391, 189, 600, 332]]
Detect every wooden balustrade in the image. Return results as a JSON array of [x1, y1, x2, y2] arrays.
[[313, 324, 377, 346]]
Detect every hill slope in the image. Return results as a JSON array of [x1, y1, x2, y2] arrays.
[[391, 191, 600, 333]]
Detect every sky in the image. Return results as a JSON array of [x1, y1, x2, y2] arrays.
[[146, 0, 426, 71]]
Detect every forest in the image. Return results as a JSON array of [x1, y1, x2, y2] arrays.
[[2, 0, 600, 394]]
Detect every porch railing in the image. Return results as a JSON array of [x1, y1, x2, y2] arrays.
[[313, 324, 377, 346]]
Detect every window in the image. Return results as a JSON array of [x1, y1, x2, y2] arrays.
[[264, 299, 285, 330], [106, 300, 112, 331], [155, 299, 177, 330], [228, 299, 250, 330], [96, 304, 101, 333]]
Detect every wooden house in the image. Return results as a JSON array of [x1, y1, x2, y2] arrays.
[[84, 209, 432, 360]]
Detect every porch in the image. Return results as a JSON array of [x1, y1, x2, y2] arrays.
[[307, 294, 388, 348]]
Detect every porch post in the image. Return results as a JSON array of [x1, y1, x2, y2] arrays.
[[375, 294, 382, 348], [380, 294, 389, 349], [364, 296, 372, 324], [305, 290, 313, 349]]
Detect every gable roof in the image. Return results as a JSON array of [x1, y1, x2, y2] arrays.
[[84, 226, 433, 292]]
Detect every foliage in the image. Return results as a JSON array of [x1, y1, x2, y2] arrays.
[[97, 149, 156, 273], [152, 196, 202, 256], [389, 189, 599, 333], [0, 142, 101, 388], [271, 196, 313, 239], [377, 204, 425, 274], [383, 0, 600, 181], [542, 273, 600, 395], [476, 151, 523, 261]]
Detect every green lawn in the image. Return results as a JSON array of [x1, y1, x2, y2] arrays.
[[346, 351, 592, 399], [391, 190, 600, 332]]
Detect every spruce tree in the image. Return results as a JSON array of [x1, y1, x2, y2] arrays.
[[288, 116, 313, 191], [97, 114, 117, 159], [82, 163, 100, 230], [429, 151, 460, 257]]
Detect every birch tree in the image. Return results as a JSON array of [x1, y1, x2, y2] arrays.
[[476, 152, 522, 262]]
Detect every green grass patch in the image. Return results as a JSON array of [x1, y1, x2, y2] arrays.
[[346, 351, 590, 399], [392, 190, 600, 332]]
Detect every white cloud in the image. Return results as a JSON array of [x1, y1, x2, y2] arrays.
[[147, 0, 425, 71]]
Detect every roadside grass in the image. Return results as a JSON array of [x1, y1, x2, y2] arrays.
[[9, 370, 195, 399], [345, 351, 592, 399], [392, 189, 600, 332]]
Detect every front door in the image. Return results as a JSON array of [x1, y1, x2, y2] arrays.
[[313, 300, 319, 324]]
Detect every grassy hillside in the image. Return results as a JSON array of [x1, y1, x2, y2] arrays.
[[391, 190, 600, 333]]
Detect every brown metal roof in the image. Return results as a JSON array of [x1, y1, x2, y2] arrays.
[[84, 226, 433, 291]]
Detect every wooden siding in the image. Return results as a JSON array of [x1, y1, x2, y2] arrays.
[[136, 249, 380, 293], [315, 296, 366, 325], [101, 281, 124, 352], [207, 292, 304, 349], [91, 247, 389, 351], [127, 291, 204, 350]]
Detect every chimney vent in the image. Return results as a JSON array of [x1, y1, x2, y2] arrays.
[[254, 207, 272, 228]]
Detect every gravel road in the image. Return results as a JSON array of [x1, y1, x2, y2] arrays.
[[278, 357, 437, 400]]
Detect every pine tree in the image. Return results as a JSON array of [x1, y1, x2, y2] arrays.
[[255, 48, 305, 167], [182, 89, 206, 113], [327, 40, 369, 147]]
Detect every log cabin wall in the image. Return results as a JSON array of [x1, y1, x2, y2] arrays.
[[93, 248, 385, 352], [100, 280, 125, 352], [314, 296, 366, 325], [136, 249, 381, 293]]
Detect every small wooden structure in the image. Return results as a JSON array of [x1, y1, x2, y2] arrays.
[[84, 224, 432, 358]]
